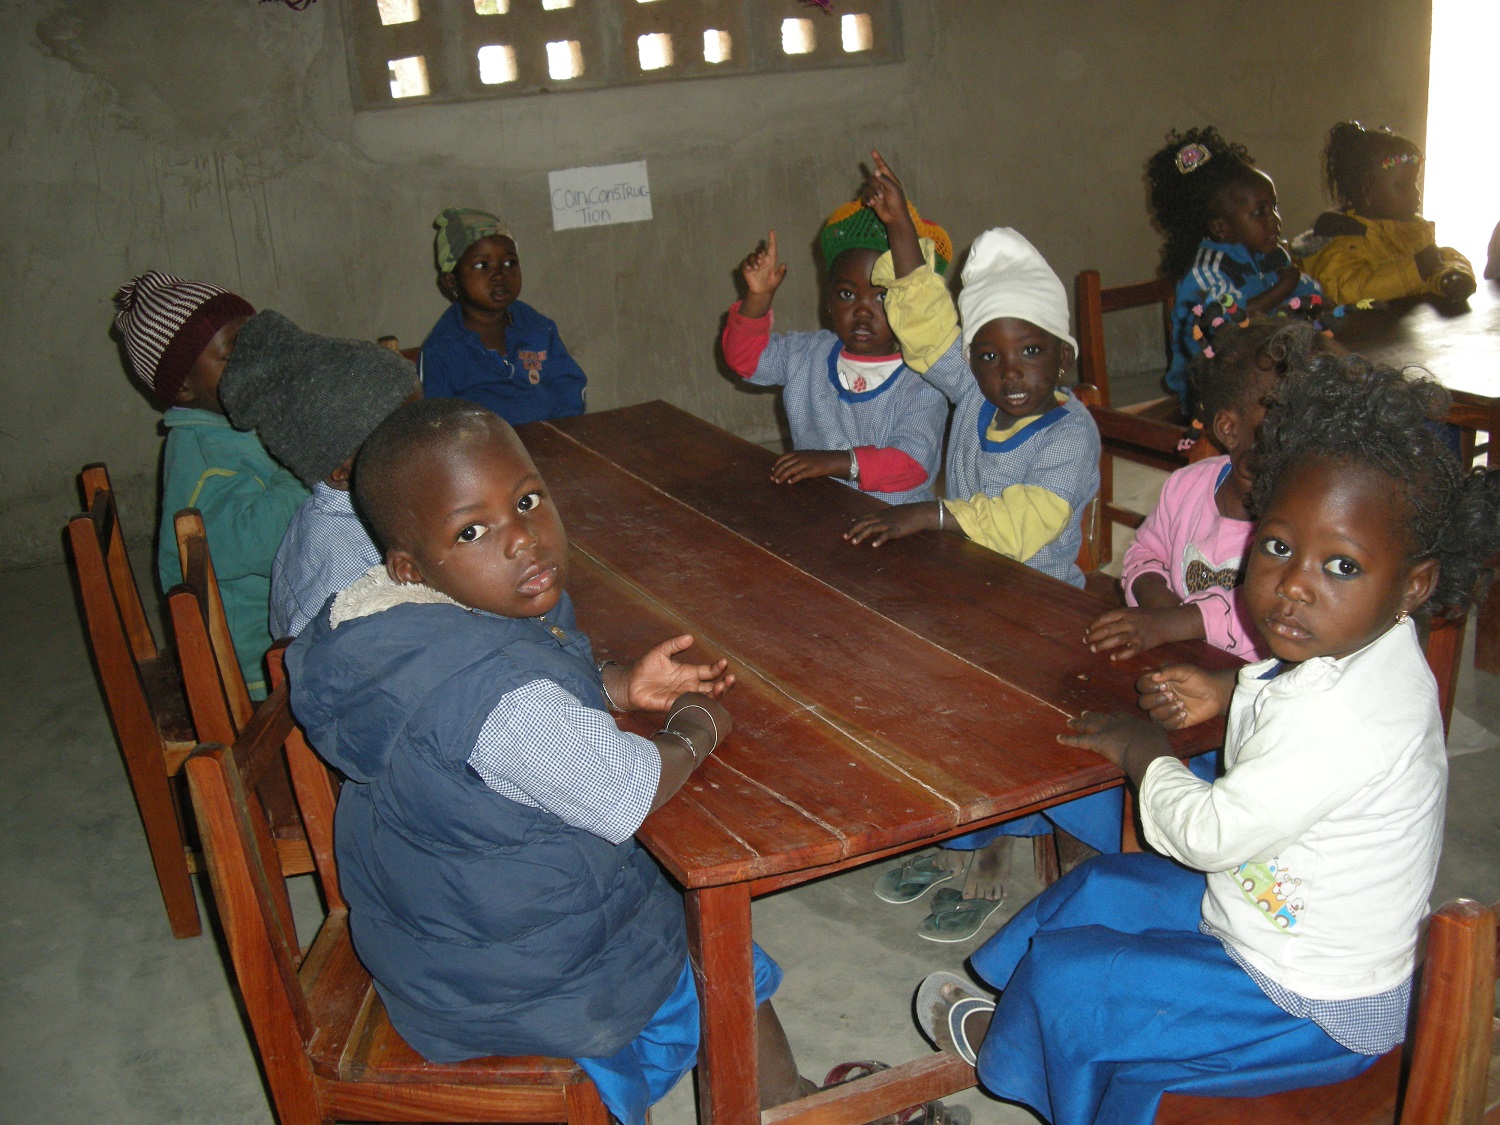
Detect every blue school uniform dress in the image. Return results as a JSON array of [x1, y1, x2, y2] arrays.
[[420, 300, 586, 426], [1166, 240, 1321, 407], [743, 328, 949, 505], [268, 483, 381, 639], [287, 573, 779, 1125]]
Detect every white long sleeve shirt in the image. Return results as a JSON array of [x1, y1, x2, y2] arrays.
[[1140, 619, 1446, 1000]]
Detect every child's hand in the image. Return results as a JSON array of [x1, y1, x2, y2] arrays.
[[624, 635, 735, 712], [771, 450, 850, 485], [1057, 711, 1172, 782], [843, 500, 939, 547], [860, 150, 911, 229], [1085, 605, 1203, 662], [740, 231, 787, 297], [1135, 663, 1233, 730]]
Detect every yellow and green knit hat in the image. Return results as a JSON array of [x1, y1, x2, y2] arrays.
[[819, 200, 952, 277]]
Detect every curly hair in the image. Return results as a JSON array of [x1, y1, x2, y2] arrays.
[[1186, 315, 1308, 427], [1249, 324, 1500, 613], [1146, 126, 1261, 282], [1324, 121, 1422, 211]]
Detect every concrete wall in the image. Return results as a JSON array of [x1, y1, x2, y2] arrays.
[[1, 0, 1431, 566]]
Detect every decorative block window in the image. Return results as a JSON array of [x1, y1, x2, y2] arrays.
[[344, 0, 901, 109]]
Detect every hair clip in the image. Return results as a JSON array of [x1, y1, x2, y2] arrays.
[[1176, 435, 1199, 453], [1175, 143, 1213, 174], [1379, 153, 1421, 170]]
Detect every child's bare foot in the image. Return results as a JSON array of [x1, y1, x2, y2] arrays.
[[914, 972, 995, 1066], [958, 839, 1015, 901]]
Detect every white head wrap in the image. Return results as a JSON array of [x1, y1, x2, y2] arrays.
[[957, 228, 1077, 354]]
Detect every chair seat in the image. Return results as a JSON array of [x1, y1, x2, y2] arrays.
[[1156, 1045, 1400, 1123], [304, 910, 591, 1089], [138, 650, 197, 757]]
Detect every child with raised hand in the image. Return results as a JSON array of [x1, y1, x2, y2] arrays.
[[721, 181, 952, 505], [113, 270, 309, 699], [286, 399, 815, 1125], [915, 328, 1500, 1125], [1296, 121, 1476, 304], [850, 154, 1101, 941], [1084, 315, 1306, 664], [1147, 126, 1322, 412], [846, 154, 1100, 591], [214, 310, 420, 640], [419, 207, 587, 426]]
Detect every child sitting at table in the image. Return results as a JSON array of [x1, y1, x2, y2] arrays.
[[285, 399, 814, 1125], [215, 310, 419, 639], [419, 207, 587, 426], [915, 332, 1500, 1124], [846, 154, 1101, 940], [1146, 126, 1322, 412], [1295, 121, 1476, 305], [1084, 314, 1301, 665], [113, 270, 308, 699], [720, 174, 951, 504]]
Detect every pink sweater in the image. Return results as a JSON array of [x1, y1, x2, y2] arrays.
[[1122, 455, 1269, 661]]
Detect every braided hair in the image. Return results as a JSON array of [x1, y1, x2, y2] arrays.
[[1324, 121, 1422, 211], [1146, 126, 1261, 282], [1250, 323, 1500, 614]]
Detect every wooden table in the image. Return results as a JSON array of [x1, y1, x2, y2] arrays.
[[1331, 279, 1500, 672], [520, 401, 1234, 1125]]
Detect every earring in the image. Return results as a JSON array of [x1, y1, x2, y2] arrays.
[[1395, 609, 1410, 624]]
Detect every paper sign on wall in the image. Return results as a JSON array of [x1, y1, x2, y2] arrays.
[[548, 161, 652, 231]]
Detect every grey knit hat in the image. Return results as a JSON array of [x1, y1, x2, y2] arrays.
[[219, 310, 419, 487]]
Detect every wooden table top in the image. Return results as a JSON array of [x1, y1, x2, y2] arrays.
[[521, 402, 1232, 892], [1331, 279, 1500, 406]]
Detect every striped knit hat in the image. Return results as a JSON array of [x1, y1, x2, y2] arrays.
[[820, 200, 953, 277], [113, 271, 255, 407]]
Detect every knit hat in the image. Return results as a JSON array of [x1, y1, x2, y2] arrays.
[[434, 207, 514, 273], [219, 310, 419, 488], [957, 228, 1077, 352], [113, 271, 255, 407], [820, 200, 953, 277]]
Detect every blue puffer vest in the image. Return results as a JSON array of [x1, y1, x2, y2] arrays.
[[287, 588, 686, 1061]]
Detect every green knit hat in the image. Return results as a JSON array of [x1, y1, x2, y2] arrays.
[[819, 199, 952, 277]]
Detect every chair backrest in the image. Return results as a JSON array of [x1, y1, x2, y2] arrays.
[[68, 463, 201, 937], [1075, 269, 1175, 411], [174, 509, 255, 732]]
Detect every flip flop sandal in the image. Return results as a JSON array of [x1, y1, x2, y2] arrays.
[[873, 850, 962, 904], [916, 893, 1003, 943], [820, 1060, 969, 1125], [914, 971, 995, 1067]]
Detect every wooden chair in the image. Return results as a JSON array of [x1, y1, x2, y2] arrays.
[[66, 463, 203, 938], [1156, 897, 1498, 1125], [167, 509, 314, 876], [183, 681, 611, 1125]]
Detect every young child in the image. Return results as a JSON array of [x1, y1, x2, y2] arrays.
[[285, 399, 813, 1125], [720, 186, 952, 505], [419, 207, 587, 426], [847, 155, 1101, 939], [915, 332, 1500, 1125], [1084, 315, 1301, 664], [113, 270, 308, 699], [1146, 126, 1322, 411], [1296, 121, 1477, 305], [215, 310, 420, 640]]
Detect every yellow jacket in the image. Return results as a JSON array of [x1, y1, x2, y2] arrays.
[[1299, 209, 1474, 304]]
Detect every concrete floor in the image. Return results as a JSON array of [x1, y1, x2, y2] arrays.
[[3, 466, 1497, 1123]]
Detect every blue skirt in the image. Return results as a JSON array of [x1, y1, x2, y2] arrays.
[[967, 852, 1375, 1125], [948, 752, 1219, 854], [577, 943, 782, 1125]]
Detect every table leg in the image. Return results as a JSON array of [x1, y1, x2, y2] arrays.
[[686, 882, 759, 1125]]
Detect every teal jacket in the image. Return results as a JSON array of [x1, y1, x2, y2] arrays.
[[158, 408, 308, 697]]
